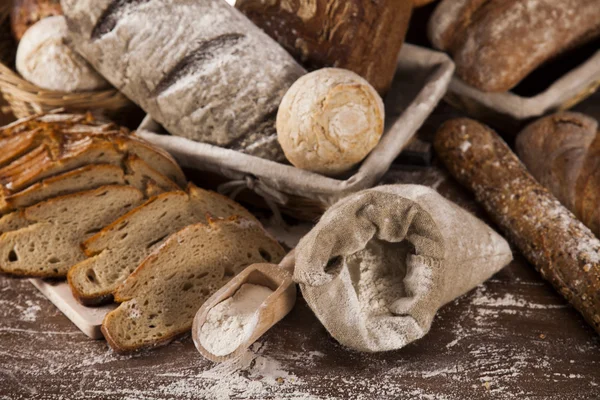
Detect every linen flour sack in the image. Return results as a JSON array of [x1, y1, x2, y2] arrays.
[[293, 185, 513, 352]]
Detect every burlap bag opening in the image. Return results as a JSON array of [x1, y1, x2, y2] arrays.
[[293, 185, 513, 352]]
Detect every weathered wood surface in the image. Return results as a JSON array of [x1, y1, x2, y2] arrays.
[[1, 100, 600, 399]]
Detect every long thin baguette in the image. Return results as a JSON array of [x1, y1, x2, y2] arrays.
[[434, 118, 600, 334], [102, 217, 286, 353]]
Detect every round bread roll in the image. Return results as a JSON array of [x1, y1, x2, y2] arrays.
[[16, 16, 109, 92], [277, 68, 385, 176], [11, 0, 63, 42]]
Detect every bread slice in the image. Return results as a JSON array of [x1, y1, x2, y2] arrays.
[[0, 155, 179, 214], [0, 164, 126, 213], [101, 217, 285, 353], [0, 185, 144, 277], [68, 184, 257, 305]]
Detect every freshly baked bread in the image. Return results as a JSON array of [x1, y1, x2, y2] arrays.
[[235, 0, 412, 95], [62, 0, 306, 161], [0, 116, 186, 199], [516, 112, 600, 237], [0, 185, 144, 277], [10, 0, 62, 41], [277, 68, 385, 176], [68, 184, 258, 305], [0, 155, 178, 214], [428, 0, 600, 92], [434, 118, 600, 335], [102, 217, 286, 353], [16, 16, 109, 92]]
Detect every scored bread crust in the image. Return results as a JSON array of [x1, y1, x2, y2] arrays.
[[102, 216, 285, 353], [68, 184, 258, 306]]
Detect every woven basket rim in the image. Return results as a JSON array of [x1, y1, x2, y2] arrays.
[[0, 3, 130, 117]]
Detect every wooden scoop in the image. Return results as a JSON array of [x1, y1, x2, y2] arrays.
[[192, 251, 296, 362]]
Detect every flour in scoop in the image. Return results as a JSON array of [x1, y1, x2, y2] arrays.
[[199, 283, 274, 356]]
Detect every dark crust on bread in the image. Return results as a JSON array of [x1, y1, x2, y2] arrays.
[[434, 118, 600, 334]]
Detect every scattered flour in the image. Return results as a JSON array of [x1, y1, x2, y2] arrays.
[[199, 284, 273, 356]]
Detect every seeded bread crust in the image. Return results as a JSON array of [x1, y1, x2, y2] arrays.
[[101, 217, 285, 353], [434, 118, 600, 334]]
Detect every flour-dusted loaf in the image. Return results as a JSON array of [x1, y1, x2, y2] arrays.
[[61, 0, 306, 161], [516, 112, 600, 238], [235, 0, 412, 95], [16, 16, 109, 92], [102, 217, 285, 353], [428, 0, 600, 92], [0, 185, 145, 278], [69, 185, 257, 305], [11, 0, 63, 41], [277, 68, 385, 176]]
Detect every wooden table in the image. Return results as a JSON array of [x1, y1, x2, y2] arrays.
[[1, 102, 599, 400]]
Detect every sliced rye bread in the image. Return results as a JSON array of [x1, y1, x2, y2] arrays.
[[0, 185, 145, 278], [101, 217, 285, 353], [0, 156, 179, 214], [68, 184, 257, 305]]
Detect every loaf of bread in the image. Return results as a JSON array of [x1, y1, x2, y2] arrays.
[[102, 217, 286, 353], [16, 16, 109, 92], [0, 113, 186, 202], [277, 68, 384, 176], [61, 0, 306, 161], [516, 112, 600, 238], [428, 0, 600, 92], [434, 118, 600, 335], [68, 184, 258, 305], [235, 0, 412, 95], [10, 0, 62, 41]]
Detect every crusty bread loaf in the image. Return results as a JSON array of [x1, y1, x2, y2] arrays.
[[0, 185, 144, 277], [428, 0, 600, 92], [68, 184, 258, 305], [277, 68, 385, 176], [102, 217, 285, 353], [62, 0, 306, 161], [11, 0, 62, 41], [235, 0, 412, 96], [516, 112, 600, 238], [16, 16, 109, 92], [434, 118, 600, 335], [0, 114, 186, 200]]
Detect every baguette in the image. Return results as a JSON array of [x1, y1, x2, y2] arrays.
[[428, 0, 600, 92], [68, 184, 257, 305], [516, 112, 600, 238], [102, 217, 286, 353], [434, 118, 600, 334], [0, 185, 144, 277]]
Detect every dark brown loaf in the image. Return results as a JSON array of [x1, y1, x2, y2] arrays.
[[235, 0, 412, 96], [516, 112, 600, 238], [11, 0, 62, 41], [428, 0, 600, 92], [434, 118, 600, 335]]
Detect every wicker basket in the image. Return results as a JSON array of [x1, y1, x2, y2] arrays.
[[0, 5, 131, 119]]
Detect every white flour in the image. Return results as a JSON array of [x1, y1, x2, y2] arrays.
[[199, 283, 273, 356], [347, 240, 407, 317]]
